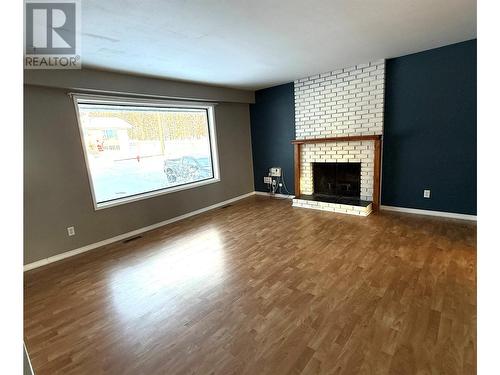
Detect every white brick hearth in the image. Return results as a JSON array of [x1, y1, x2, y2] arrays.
[[292, 60, 385, 214], [291, 198, 372, 217]]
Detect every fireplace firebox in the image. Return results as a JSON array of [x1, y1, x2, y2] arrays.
[[313, 162, 361, 198]]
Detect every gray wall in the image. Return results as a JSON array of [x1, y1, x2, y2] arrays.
[[25, 68, 254, 104], [24, 345, 34, 375], [24, 73, 255, 264]]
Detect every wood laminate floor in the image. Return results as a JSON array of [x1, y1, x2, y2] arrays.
[[24, 196, 476, 374]]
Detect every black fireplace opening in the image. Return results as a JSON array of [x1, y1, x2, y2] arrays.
[[313, 162, 361, 198]]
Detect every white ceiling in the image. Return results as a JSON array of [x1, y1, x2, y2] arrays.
[[81, 0, 476, 90]]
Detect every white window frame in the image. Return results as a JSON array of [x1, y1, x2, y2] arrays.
[[72, 93, 220, 210]]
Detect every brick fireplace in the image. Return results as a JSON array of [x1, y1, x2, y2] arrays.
[[291, 60, 385, 216]]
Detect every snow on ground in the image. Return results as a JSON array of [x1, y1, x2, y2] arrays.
[[88, 155, 211, 203], [90, 155, 167, 203]]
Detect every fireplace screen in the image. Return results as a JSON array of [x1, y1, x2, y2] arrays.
[[313, 162, 361, 198]]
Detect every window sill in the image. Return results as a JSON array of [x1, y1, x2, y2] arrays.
[[93, 177, 221, 210]]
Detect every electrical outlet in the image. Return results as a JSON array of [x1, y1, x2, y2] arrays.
[[264, 176, 272, 184], [423, 189, 431, 198], [269, 167, 281, 177], [67, 226, 75, 236]]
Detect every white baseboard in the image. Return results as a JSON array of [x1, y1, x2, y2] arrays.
[[380, 205, 477, 221], [24, 191, 256, 272], [254, 191, 295, 199], [24, 342, 34, 375]]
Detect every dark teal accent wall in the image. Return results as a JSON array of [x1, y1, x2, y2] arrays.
[[250, 83, 295, 193], [381, 40, 477, 214]]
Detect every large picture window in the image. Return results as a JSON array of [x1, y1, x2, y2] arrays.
[[73, 94, 220, 209]]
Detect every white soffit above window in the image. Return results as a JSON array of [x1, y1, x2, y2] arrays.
[[80, 0, 476, 90]]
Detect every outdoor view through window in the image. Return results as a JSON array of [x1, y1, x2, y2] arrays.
[[75, 99, 217, 207]]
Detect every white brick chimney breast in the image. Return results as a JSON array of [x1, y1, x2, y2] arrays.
[[292, 60, 385, 214]]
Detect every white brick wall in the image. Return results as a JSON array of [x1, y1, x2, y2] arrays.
[[293, 60, 385, 206], [294, 60, 385, 139]]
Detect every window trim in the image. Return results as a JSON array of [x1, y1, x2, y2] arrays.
[[71, 93, 220, 210]]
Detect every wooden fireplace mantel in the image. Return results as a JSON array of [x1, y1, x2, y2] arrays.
[[292, 135, 382, 211], [291, 134, 381, 145]]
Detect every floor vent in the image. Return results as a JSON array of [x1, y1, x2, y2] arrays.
[[123, 235, 142, 243]]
